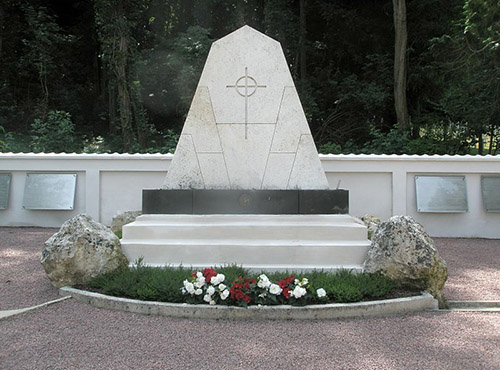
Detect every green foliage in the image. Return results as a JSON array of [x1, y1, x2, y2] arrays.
[[87, 266, 401, 305], [30, 110, 78, 153], [1, 0, 498, 154]]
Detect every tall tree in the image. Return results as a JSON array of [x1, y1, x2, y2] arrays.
[[392, 0, 409, 129], [94, 0, 150, 152]]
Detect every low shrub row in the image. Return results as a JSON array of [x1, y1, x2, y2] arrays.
[[86, 262, 410, 307]]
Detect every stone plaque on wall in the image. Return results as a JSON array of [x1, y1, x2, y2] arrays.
[[481, 176, 500, 212], [22, 173, 77, 210], [0, 173, 11, 209], [415, 175, 468, 213]]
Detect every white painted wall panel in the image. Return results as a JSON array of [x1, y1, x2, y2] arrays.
[[0, 153, 499, 238]]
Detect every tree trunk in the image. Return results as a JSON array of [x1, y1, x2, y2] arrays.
[[392, 0, 409, 129], [116, 34, 134, 152], [478, 133, 483, 155], [0, 3, 4, 59], [298, 0, 307, 80], [112, 3, 135, 152]]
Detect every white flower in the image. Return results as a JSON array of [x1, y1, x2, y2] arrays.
[[218, 283, 227, 291], [211, 273, 225, 285], [269, 283, 282, 295], [195, 288, 203, 295], [196, 271, 203, 278], [291, 286, 307, 299], [207, 285, 215, 296], [203, 293, 211, 302], [295, 278, 309, 287], [194, 276, 205, 288], [183, 280, 195, 294], [257, 274, 271, 289], [220, 289, 230, 300], [317, 288, 326, 298], [181, 288, 187, 294], [209, 300, 216, 305]]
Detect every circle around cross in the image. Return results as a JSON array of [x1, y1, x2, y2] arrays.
[[234, 75, 259, 97]]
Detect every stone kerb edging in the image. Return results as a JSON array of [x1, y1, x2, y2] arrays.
[[60, 287, 438, 320]]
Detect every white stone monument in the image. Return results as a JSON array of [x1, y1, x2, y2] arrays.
[[121, 26, 370, 271], [162, 25, 329, 190]]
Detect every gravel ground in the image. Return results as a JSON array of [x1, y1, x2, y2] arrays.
[[1, 228, 499, 369], [0, 227, 59, 310], [0, 301, 499, 370], [435, 238, 500, 301]]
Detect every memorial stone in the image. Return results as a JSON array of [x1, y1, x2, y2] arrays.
[[162, 25, 329, 191], [122, 26, 370, 271]]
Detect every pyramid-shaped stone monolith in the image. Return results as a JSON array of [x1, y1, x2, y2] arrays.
[[163, 25, 329, 190]]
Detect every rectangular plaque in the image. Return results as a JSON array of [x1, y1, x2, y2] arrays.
[[142, 189, 349, 214], [415, 175, 468, 213], [0, 173, 11, 209], [481, 176, 500, 212], [193, 190, 299, 214], [23, 173, 77, 210]]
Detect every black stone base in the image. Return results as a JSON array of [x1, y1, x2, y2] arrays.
[[143, 189, 348, 214]]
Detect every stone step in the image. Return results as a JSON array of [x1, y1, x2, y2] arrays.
[[123, 222, 366, 241], [121, 240, 370, 267], [135, 214, 358, 224], [120, 214, 370, 271], [123, 214, 367, 241]]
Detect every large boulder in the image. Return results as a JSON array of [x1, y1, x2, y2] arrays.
[[359, 214, 382, 240], [110, 210, 141, 235], [41, 214, 129, 287], [363, 215, 447, 306]]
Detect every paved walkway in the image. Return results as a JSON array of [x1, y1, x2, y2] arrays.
[[0, 228, 499, 369]]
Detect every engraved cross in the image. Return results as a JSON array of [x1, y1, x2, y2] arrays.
[[226, 67, 266, 139]]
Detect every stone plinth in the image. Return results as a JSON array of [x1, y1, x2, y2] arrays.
[[142, 189, 348, 214]]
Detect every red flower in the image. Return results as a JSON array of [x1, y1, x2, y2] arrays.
[[202, 268, 217, 283], [230, 278, 253, 305], [282, 287, 291, 299]]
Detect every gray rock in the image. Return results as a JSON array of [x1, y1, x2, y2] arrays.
[[111, 210, 141, 234], [363, 215, 448, 307], [359, 214, 382, 240], [41, 214, 129, 287]]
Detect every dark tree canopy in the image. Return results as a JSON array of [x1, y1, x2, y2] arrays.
[[0, 0, 498, 154]]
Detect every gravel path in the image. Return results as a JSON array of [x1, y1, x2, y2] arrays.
[[0, 227, 59, 310], [435, 238, 500, 301], [1, 301, 499, 370], [1, 228, 499, 369]]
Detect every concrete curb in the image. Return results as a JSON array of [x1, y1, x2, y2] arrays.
[[446, 300, 500, 311], [0, 296, 71, 320], [59, 287, 438, 320]]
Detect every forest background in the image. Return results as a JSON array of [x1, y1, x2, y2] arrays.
[[0, 0, 498, 155]]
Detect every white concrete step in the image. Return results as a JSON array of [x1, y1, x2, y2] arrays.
[[121, 240, 370, 267], [120, 214, 370, 271], [135, 214, 358, 224], [123, 214, 368, 241], [122, 223, 366, 241]]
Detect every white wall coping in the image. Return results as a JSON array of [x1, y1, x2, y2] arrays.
[[0, 152, 173, 160], [1, 152, 499, 162]]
